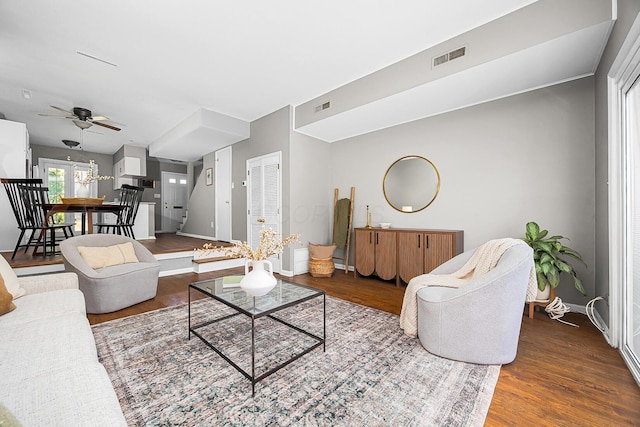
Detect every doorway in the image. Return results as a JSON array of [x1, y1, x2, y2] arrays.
[[215, 146, 232, 242], [40, 157, 96, 233], [161, 171, 188, 233], [246, 152, 281, 272]]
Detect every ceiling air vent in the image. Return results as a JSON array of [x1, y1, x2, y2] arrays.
[[315, 101, 331, 113], [433, 46, 466, 68]]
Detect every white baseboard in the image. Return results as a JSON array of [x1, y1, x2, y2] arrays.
[[556, 302, 615, 347], [159, 267, 193, 277], [565, 302, 587, 315]]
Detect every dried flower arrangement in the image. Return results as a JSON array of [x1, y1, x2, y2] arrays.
[[74, 160, 113, 186], [198, 227, 300, 261]]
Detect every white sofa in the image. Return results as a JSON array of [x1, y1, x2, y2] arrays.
[[0, 269, 127, 426]]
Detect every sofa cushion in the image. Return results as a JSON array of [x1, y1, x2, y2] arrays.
[[0, 362, 127, 426], [0, 276, 16, 316], [0, 255, 24, 299], [0, 401, 20, 427], [0, 289, 85, 328], [77, 242, 139, 269], [0, 313, 98, 383]]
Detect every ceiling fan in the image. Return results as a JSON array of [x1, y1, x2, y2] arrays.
[[38, 105, 121, 131]]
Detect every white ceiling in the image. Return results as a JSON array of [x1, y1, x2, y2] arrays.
[[0, 0, 538, 160]]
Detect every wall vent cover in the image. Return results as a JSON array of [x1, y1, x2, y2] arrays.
[[315, 101, 331, 113], [433, 46, 466, 67]]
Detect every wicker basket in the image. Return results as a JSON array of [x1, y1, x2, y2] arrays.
[[309, 257, 335, 277]]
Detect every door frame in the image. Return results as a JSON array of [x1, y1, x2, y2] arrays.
[[160, 171, 188, 233], [246, 151, 282, 272], [215, 146, 232, 242], [608, 12, 640, 384]]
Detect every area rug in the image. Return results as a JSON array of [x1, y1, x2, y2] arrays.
[[92, 296, 500, 426]]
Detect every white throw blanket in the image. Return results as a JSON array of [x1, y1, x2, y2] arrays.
[[399, 238, 538, 338]]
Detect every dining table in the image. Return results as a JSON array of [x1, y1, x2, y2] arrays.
[[44, 201, 124, 235]]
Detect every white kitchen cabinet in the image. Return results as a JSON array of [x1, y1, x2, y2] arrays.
[[117, 156, 141, 176], [97, 202, 155, 240], [113, 157, 140, 189]]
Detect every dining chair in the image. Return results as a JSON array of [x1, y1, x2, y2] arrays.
[[18, 184, 75, 256], [96, 184, 145, 239], [2, 178, 45, 259]]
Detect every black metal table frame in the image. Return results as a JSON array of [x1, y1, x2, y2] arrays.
[[188, 282, 326, 396]]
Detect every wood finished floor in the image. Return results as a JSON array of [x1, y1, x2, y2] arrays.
[[6, 234, 640, 425]]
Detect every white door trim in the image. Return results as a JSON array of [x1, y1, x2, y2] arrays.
[[215, 146, 232, 242], [608, 11, 640, 383], [246, 151, 282, 272]]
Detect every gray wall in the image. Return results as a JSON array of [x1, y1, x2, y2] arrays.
[[230, 106, 291, 266], [594, 1, 640, 326], [182, 105, 333, 271], [180, 152, 214, 238], [289, 123, 333, 268], [330, 77, 596, 304]]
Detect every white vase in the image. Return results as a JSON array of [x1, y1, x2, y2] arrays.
[[536, 284, 551, 302], [76, 185, 90, 198], [240, 259, 277, 297]]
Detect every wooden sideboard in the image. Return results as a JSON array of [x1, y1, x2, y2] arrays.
[[354, 227, 464, 286]]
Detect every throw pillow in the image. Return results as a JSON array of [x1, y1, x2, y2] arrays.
[[0, 401, 20, 426], [0, 276, 17, 316], [309, 243, 337, 260], [77, 242, 139, 269], [0, 255, 25, 299]]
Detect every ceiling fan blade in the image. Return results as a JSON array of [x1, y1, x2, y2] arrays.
[[38, 113, 75, 118], [90, 120, 121, 131], [50, 105, 74, 115], [90, 115, 110, 121]]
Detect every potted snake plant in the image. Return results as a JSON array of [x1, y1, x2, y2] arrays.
[[522, 221, 586, 297]]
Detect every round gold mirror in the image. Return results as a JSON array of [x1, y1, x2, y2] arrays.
[[383, 155, 440, 213]]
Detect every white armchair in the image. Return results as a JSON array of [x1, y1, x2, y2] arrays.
[[417, 243, 533, 365]]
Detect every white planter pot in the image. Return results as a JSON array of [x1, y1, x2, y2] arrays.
[[536, 284, 551, 302]]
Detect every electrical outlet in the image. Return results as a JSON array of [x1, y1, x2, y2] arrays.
[[210, 221, 214, 228]]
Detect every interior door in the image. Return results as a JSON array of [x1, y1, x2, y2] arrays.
[[215, 146, 232, 242], [161, 171, 188, 233], [246, 152, 281, 271]]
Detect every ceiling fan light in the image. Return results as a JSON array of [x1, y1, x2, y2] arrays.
[[62, 139, 80, 148], [72, 119, 92, 129]]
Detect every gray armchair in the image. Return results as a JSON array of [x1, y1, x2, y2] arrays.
[[417, 243, 533, 365], [60, 234, 160, 314]]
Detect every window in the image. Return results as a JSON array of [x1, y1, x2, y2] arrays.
[[40, 158, 96, 231]]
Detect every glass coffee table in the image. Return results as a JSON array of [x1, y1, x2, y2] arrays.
[[188, 276, 325, 396]]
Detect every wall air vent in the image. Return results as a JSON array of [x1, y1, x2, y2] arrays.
[[433, 46, 466, 68], [315, 101, 331, 113]]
